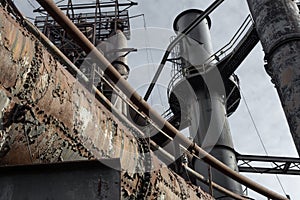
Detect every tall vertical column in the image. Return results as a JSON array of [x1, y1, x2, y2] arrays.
[[170, 10, 243, 198], [100, 22, 130, 116], [189, 76, 243, 198], [247, 0, 300, 156]]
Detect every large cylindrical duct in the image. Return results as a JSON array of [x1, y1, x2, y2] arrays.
[[169, 9, 243, 198], [173, 9, 214, 73], [107, 28, 129, 79], [98, 25, 130, 116], [246, 0, 300, 157]]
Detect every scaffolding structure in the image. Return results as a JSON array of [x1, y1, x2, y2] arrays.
[[34, 0, 135, 81]]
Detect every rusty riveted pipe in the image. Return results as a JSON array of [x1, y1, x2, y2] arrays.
[[34, 0, 288, 199], [247, 0, 300, 157]]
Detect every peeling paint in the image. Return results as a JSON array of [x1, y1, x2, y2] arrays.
[[0, 90, 10, 113], [78, 106, 92, 133]]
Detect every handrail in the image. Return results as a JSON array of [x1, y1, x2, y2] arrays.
[[143, 0, 225, 101], [207, 15, 253, 63], [166, 14, 253, 102]]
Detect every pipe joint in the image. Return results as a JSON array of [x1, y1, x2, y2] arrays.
[[264, 33, 300, 60]]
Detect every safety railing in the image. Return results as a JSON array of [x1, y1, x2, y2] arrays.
[[166, 14, 253, 99]]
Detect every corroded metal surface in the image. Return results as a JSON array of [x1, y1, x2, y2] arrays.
[[0, 4, 212, 199], [122, 166, 214, 199], [0, 3, 148, 168], [247, 0, 300, 156]]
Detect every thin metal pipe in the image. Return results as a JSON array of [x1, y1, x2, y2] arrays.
[[143, 0, 224, 101], [150, 141, 249, 200], [23, 18, 139, 127], [34, 1, 288, 199], [24, 19, 79, 76], [25, 16, 173, 146], [184, 165, 249, 200]]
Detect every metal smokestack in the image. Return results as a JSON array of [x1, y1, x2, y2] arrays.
[[99, 22, 130, 116], [173, 9, 214, 68], [246, 0, 300, 156], [170, 9, 243, 198]]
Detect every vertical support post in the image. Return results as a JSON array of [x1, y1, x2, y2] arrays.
[[246, 0, 300, 156], [208, 165, 214, 196]]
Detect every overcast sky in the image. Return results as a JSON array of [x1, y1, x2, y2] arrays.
[[15, 0, 300, 199]]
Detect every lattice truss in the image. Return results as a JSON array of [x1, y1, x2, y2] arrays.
[[34, 0, 132, 66], [237, 154, 300, 175]]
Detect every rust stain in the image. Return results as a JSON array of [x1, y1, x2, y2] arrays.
[[281, 67, 293, 86]]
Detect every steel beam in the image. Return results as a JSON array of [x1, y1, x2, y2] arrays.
[[246, 0, 300, 157], [237, 154, 300, 175], [0, 159, 121, 200], [217, 25, 259, 79], [34, 2, 138, 12]]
